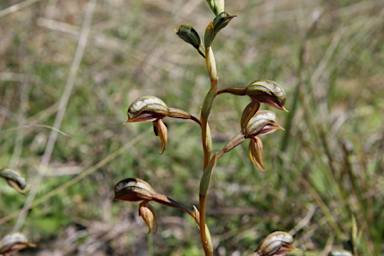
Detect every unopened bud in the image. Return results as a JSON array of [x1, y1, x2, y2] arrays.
[[206, 0, 219, 15], [212, 12, 237, 37], [175, 25, 205, 58]]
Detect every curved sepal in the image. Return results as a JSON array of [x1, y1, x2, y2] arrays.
[[139, 201, 158, 234]]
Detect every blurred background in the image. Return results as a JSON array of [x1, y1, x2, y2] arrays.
[[0, 0, 383, 255]]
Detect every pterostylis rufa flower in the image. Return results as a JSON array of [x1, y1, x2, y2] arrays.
[[0, 232, 35, 255], [125, 96, 200, 154], [249, 231, 295, 256], [218, 111, 283, 170], [218, 80, 287, 131], [113, 178, 199, 233]]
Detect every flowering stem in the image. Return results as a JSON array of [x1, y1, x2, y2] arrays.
[[200, 106, 211, 169], [198, 45, 217, 256]]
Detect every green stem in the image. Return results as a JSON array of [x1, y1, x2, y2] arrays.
[[202, 121, 211, 168], [148, 231, 153, 256], [199, 195, 213, 256], [198, 45, 217, 256], [201, 47, 217, 168]]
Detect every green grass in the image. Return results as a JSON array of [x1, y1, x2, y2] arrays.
[[1, 0, 384, 255]]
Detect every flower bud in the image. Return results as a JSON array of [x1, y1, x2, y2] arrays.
[[0, 168, 26, 194], [215, 0, 225, 15], [139, 202, 158, 234], [176, 25, 201, 50], [114, 178, 156, 202], [125, 96, 169, 123], [212, 12, 237, 37], [245, 80, 287, 112], [254, 231, 295, 256], [206, 0, 219, 16], [0, 232, 35, 254], [175, 25, 205, 58], [243, 111, 283, 138]]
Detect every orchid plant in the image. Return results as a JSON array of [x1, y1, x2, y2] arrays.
[[113, 1, 294, 255]]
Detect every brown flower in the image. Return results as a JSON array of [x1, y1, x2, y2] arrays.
[[113, 178, 199, 232], [0, 232, 35, 255], [243, 111, 283, 171], [125, 96, 197, 154], [218, 80, 287, 112], [219, 111, 283, 170], [249, 231, 295, 256]]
